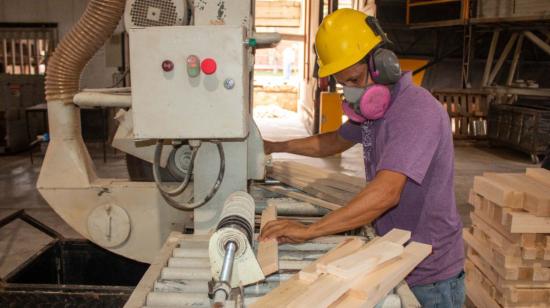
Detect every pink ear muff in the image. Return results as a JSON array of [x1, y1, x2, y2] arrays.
[[359, 84, 391, 120], [342, 100, 367, 123]]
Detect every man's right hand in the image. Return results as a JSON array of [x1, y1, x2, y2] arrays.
[[261, 132, 354, 158]]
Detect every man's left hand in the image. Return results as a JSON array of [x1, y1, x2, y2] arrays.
[[259, 220, 312, 244]]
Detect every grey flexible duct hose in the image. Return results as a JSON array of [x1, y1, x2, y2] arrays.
[[153, 140, 226, 211], [45, 0, 125, 102]]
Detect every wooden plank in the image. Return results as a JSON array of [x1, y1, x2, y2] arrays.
[[470, 211, 520, 255], [260, 185, 342, 211], [465, 274, 501, 308], [331, 242, 432, 308], [257, 204, 278, 276], [299, 237, 364, 282], [486, 173, 550, 216], [269, 173, 358, 202], [289, 230, 411, 307], [465, 262, 500, 308], [505, 210, 550, 234], [270, 164, 362, 194], [526, 168, 550, 188], [269, 173, 351, 205], [316, 228, 410, 273], [466, 259, 550, 307], [471, 192, 550, 239], [249, 237, 363, 308], [471, 223, 550, 268], [473, 175, 524, 208], [463, 228, 520, 280], [324, 241, 404, 279], [272, 161, 366, 188], [467, 249, 550, 289]]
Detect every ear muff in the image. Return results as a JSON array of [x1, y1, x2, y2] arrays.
[[369, 48, 401, 85]]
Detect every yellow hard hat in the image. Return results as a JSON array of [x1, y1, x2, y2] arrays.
[[315, 9, 382, 78]]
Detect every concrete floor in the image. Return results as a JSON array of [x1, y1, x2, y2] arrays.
[[0, 115, 536, 280]]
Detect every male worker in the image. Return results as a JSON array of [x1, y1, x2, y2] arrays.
[[260, 9, 465, 307]]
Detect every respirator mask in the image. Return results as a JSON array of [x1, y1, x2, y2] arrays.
[[341, 48, 401, 122]]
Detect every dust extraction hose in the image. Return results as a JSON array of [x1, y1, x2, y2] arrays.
[[45, 0, 125, 102]]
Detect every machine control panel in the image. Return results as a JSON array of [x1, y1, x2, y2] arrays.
[[129, 26, 249, 139]]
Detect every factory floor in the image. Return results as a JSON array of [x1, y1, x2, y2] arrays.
[[0, 113, 535, 281]]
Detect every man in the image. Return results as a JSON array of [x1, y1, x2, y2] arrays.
[[259, 9, 465, 307]]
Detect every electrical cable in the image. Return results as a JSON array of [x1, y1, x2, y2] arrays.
[[153, 141, 197, 196], [152, 140, 225, 210]]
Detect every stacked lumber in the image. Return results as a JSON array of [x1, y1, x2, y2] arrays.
[[464, 168, 550, 308], [266, 161, 367, 206], [249, 229, 431, 308]]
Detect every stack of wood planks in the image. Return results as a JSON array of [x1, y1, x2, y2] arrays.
[[464, 168, 550, 308], [266, 160, 367, 206], [250, 229, 431, 308]]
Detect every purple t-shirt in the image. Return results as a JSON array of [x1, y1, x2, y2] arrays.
[[338, 72, 464, 286]]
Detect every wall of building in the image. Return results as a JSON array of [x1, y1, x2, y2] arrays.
[[0, 0, 123, 89]]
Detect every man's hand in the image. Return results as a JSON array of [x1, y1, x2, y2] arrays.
[[259, 220, 312, 244]]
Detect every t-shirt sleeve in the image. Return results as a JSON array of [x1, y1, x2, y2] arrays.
[[338, 120, 362, 144], [376, 106, 442, 185]]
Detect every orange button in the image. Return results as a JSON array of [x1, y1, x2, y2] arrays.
[[201, 58, 217, 75]]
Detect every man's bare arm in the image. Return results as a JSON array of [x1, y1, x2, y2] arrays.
[[265, 131, 355, 157], [259, 170, 407, 242], [307, 170, 407, 237]]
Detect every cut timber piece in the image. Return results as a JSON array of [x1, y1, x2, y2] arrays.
[[463, 228, 519, 280], [299, 237, 364, 283], [249, 237, 363, 308], [330, 242, 432, 308], [504, 210, 550, 234], [471, 191, 550, 234], [473, 175, 524, 209], [324, 241, 404, 279], [272, 160, 366, 189], [257, 204, 278, 276], [271, 164, 361, 194], [261, 185, 342, 211], [526, 168, 550, 188], [486, 173, 550, 216], [289, 230, 411, 307], [465, 266, 502, 308], [315, 228, 410, 274], [269, 173, 351, 205]]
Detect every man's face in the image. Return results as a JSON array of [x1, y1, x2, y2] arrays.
[[334, 62, 371, 88]]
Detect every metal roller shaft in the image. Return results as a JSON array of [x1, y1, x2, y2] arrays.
[[220, 241, 237, 283]]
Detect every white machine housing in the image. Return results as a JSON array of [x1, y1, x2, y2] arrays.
[[129, 26, 249, 139], [124, 0, 189, 29]]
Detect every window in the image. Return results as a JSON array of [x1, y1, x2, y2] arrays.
[[0, 23, 58, 75]]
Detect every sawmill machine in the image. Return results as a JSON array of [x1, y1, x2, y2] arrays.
[[36, 0, 290, 305], [36, 0, 408, 306]]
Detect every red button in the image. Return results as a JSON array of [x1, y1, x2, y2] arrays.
[[162, 60, 174, 72], [201, 58, 217, 75]]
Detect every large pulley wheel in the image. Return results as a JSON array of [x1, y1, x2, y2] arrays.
[[166, 145, 193, 181]]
